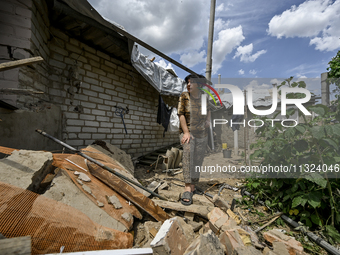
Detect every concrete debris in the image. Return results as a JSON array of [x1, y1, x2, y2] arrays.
[[121, 212, 133, 223], [176, 217, 196, 244], [97, 201, 104, 207], [263, 247, 277, 255], [184, 230, 225, 255], [189, 221, 203, 232], [82, 183, 96, 198], [219, 228, 245, 255], [272, 241, 290, 255], [74, 171, 91, 182], [76, 179, 83, 186], [0, 150, 54, 192], [150, 217, 190, 255], [184, 211, 195, 222], [235, 246, 263, 255], [263, 229, 305, 255], [90, 141, 134, 174], [106, 195, 123, 209], [44, 170, 127, 232]]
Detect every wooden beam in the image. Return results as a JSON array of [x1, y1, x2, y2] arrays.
[[0, 57, 44, 71], [0, 236, 31, 255], [152, 199, 214, 218], [0, 88, 44, 95]]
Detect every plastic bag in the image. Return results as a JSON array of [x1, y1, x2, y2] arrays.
[[168, 107, 179, 132]]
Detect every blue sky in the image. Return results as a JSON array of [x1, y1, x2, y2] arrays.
[[88, 0, 340, 83]]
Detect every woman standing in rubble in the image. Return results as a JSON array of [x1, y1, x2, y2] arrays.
[[178, 74, 210, 205]]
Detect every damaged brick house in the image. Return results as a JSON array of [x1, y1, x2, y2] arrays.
[[0, 0, 193, 158]]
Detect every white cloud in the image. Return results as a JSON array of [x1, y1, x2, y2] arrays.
[[180, 50, 206, 68], [88, 0, 209, 55], [268, 0, 340, 51], [155, 59, 173, 69], [212, 25, 245, 74], [310, 36, 340, 51], [238, 69, 245, 75], [214, 18, 229, 32], [249, 69, 257, 75], [216, 3, 225, 12], [233, 43, 267, 63]]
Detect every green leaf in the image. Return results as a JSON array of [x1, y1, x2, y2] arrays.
[[300, 211, 310, 217], [322, 138, 338, 150], [308, 192, 322, 208], [286, 108, 296, 117], [325, 125, 334, 136], [298, 81, 306, 88], [283, 194, 290, 202], [285, 128, 296, 139], [295, 125, 306, 134], [308, 105, 329, 117], [332, 124, 340, 136], [305, 174, 327, 188], [311, 214, 322, 226], [310, 126, 325, 140], [292, 196, 308, 208], [325, 225, 340, 243], [294, 140, 309, 152], [300, 217, 312, 228], [291, 183, 299, 193]]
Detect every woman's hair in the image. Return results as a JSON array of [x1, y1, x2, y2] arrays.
[[184, 74, 206, 88]]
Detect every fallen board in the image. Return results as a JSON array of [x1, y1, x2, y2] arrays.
[[0, 56, 44, 71], [152, 200, 214, 219], [88, 162, 170, 222]]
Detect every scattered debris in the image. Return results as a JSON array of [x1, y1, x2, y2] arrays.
[[44, 169, 127, 232], [74, 171, 91, 182], [184, 230, 225, 255], [0, 150, 55, 193], [106, 195, 123, 209], [263, 229, 305, 255], [150, 217, 190, 255], [0, 182, 133, 253], [121, 212, 133, 223]]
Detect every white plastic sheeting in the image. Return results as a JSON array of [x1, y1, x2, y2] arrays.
[[131, 46, 185, 96]]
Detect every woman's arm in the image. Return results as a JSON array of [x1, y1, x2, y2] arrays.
[[179, 115, 191, 144]]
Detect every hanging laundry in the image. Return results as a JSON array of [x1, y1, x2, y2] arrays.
[[157, 95, 173, 137]]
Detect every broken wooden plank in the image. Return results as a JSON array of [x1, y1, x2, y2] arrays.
[[152, 200, 214, 219], [88, 162, 170, 222], [0, 88, 44, 95], [0, 236, 31, 255], [0, 56, 44, 71]]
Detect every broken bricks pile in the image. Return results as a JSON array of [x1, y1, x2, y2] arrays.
[[146, 206, 308, 255], [0, 142, 309, 254]]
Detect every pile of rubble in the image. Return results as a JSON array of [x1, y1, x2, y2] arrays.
[[0, 142, 310, 254]]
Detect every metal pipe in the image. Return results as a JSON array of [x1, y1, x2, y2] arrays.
[[35, 129, 167, 200]]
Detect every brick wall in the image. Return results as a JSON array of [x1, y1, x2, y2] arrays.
[[0, 0, 180, 158], [0, 0, 33, 106]]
